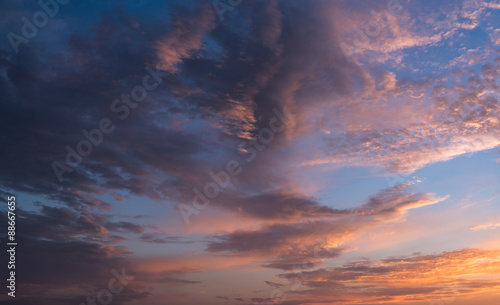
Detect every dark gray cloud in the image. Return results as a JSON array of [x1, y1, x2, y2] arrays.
[[140, 233, 193, 244]]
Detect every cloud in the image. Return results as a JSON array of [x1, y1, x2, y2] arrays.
[[0, 206, 149, 304], [140, 233, 193, 244], [206, 184, 447, 270], [0, 205, 205, 304], [213, 191, 349, 221], [471, 222, 500, 230], [278, 248, 500, 304], [355, 183, 449, 215], [300, 58, 500, 173], [156, 2, 216, 73]]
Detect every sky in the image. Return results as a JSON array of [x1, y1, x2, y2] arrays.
[[1, 0, 500, 304]]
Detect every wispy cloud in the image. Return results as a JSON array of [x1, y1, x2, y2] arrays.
[[471, 222, 500, 230]]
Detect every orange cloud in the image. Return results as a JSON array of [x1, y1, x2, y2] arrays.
[[278, 248, 500, 304]]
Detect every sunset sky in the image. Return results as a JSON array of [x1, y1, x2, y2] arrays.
[[1, 0, 500, 304]]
